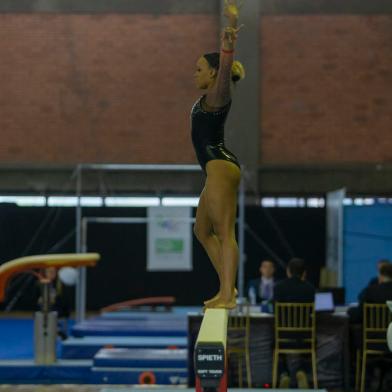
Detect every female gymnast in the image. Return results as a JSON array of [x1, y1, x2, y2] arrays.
[[192, 0, 245, 309]]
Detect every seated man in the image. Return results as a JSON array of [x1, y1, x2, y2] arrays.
[[274, 258, 315, 303], [247, 259, 276, 305], [273, 258, 316, 389], [349, 262, 392, 323], [349, 263, 392, 390], [358, 259, 391, 302]]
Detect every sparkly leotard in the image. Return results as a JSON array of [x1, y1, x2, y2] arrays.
[[191, 95, 240, 173], [190, 50, 240, 173]]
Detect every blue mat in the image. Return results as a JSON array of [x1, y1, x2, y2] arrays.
[[0, 360, 187, 385], [0, 319, 34, 359], [61, 336, 187, 359], [71, 318, 187, 337], [0, 318, 73, 360], [0, 359, 92, 383], [94, 348, 187, 368], [101, 306, 202, 319], [1, 312, 190, 385], [91, 367, 187, 385]]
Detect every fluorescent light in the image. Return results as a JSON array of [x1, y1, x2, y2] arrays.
[[261, 198, 276, 207], [277, 198, 298, 207], [47, 196, 104, 207], [261, 197, 327, 208], [298, 198, 306, 207], [0, 196, 46, 207], [343, 198, 353, 205], [161, 197, 199, 207], [48, 197, 78, 207], [80, 197, 103, 207], [363, 198, 375, 205], [105, 197, 160, 207], [307, 198, 325, 208]]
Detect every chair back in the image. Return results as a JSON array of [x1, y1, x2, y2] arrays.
[[274, 302, 316, 350], [227, 305, 251, 348], [363, 303, 392, 351]]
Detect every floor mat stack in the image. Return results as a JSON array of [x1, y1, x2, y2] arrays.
[[60, 308, 195, 385]]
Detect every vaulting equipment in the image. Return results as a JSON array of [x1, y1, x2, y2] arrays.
[[0, 253, 100, 364]]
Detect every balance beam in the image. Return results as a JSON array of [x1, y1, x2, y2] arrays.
[[0, 253, 100, 302], [194, 308, 229, 392]]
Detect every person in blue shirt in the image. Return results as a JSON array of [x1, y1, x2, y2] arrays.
[[247, 259, 276, 305]]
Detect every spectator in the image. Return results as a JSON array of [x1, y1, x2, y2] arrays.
[[358, 259, 391, 302], [273, 258, 315, 389], [274, 258, 315, 303], [349, 262, 392, 323], [247, 259, 276, 305]]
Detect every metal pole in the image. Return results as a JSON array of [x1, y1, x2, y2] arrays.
[[74, 163, 203, 322], [237, 168, 246, 300], [79, 163, 201, 172], [76, 218, 88, 322], [337, 189, 345, 287], [76, 164, 82, 252], [75, 165, 83, 321], [85, 217, 197, 224]]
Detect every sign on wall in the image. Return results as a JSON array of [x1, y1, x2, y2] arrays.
[[147, 206, 193, 271]]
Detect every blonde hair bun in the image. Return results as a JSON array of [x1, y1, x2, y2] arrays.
[[231, 60, 245, 83]]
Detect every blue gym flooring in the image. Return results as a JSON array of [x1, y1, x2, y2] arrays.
[[0, 308, 197, 385]]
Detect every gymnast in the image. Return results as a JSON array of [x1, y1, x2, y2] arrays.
[[192, 0, 245, 309]]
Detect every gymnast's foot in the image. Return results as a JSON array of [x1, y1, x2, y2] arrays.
[[204, 291, 237, 309], [204, 288, 238, 306]]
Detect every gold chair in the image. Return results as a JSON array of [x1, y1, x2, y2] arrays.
[[226, 305, 252, 388], [272, 302, 318, 388], [357, 303, 392, 392]]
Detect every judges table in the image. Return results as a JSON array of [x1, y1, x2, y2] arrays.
[[188, 311, 349, 390]]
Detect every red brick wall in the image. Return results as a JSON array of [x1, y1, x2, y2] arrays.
[[0, 14, 218, 164], [261, 15, 392, 164], [1, 14, 391, 166]]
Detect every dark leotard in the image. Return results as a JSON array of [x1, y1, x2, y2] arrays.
[[191, 95, 240, 173]]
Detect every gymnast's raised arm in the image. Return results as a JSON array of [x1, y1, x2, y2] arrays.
[[205, 0, 243, 109]]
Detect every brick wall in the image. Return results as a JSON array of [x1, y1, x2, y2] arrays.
[[261, 15, 392, 164], [0, 14, 218, 164], [0, 13, 391, 166]]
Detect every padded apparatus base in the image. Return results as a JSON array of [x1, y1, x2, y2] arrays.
[[93, 348, 187, 368], [71, 318, 187, 337], [61, 336, 187, 359]]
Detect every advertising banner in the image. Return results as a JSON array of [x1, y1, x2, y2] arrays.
[[147, 206, 192, 271]]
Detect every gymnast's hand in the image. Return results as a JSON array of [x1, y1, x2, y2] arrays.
[[223, 0, 244, 22], [221, 25, 243, 46]]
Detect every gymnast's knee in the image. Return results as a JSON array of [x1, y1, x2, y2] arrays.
[[214, 226, 236, 244], [193, 224, 207, 243]]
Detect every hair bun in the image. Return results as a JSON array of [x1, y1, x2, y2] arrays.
[[231, 60, 245, 83]]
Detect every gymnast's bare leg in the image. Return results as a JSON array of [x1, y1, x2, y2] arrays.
[[194, 160, 241, 308], [194, 185, 238, 306]]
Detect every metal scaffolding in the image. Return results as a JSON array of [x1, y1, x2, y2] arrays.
[[74, 163, 246, 321]]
